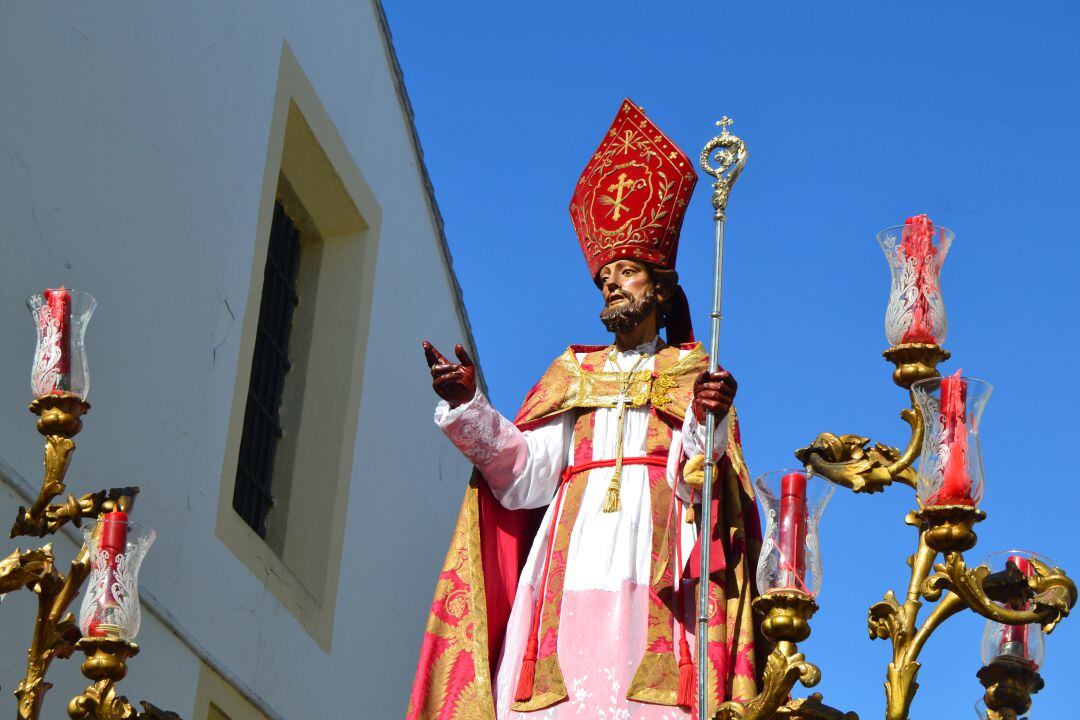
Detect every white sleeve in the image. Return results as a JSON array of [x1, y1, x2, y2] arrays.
[[681, 409, 730, 460], [435, 392, 573, 511]]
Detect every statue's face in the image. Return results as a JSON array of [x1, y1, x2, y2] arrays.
[[598, 259, 653, 308], [597, 259, 659, 334]]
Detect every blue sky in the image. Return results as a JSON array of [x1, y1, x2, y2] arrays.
[[384, 2, 1080, 717]]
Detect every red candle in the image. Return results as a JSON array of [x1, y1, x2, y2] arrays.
[[899, 214, 938, 345], [36, 287, 72, 395], [779, 472, 808, 591], [999, 555, 1035, 662], [100, 511, 129, 562], [931, 370, 974, 505], [87, 510, 129, 638]]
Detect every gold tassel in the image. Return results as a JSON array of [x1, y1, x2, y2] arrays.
[[685, 505, 695, 524], [602, 474, 621, 513]]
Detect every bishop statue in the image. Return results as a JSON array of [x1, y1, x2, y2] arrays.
[[408, 100, 762, 720]]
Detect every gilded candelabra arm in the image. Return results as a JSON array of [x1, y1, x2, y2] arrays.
[[885, 407, 922, 485], [15, 543, 90, 720], [773, 693, 859, 720], [906, 591, 966, 661], [903, 515, 938, 604], [923, 552, 1077, 633], [867, 585, 925, 720], [794, 343, 949, 495], [716, 641, 821, 720], [794, 402, 921, 495], [867, 515, 938, 646], [0, 547, 54, 594], [716, 592, 825, 720], [12, 394, 91, 538], [865, 511, 984, 720], [864, 504, 998, 720], [40, 487, 140, 536]]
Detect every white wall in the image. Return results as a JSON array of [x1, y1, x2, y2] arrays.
[[0, 2, 475, 717]]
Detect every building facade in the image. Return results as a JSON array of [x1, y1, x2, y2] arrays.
[[0, 2, 476, 717]]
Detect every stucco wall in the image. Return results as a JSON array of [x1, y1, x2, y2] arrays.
[[0, 2, 475, 717]]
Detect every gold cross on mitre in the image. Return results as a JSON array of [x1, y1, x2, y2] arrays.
[[606, 172, 636, 220]]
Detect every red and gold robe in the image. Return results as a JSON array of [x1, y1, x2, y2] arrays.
[[407, 341, 762, 719]]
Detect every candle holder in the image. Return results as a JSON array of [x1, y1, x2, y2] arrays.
[[975, 658, 1043, 720], [915, 504, 986, 554], [67, 637, 139, 720], [67, 638, 179, 719], [78, 518, 155, 642], [755, 471, 834, 597], [27, 290, 96, 400], [758, 590, 819, 643], [911, 375, 992, 508], [881, 343, 951, 390], [879, 217, 952, 347], [977, 551, 1052, 702], [714, 470, 859, 720], [1, 288, 180, 720]]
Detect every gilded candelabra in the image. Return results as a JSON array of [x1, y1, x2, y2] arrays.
[[794, 338, 1074, 720], [707, 215, 1075, 720], [0, 290, 181, 720]]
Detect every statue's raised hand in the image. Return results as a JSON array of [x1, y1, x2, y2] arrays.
[[423, 341, 476, 408]]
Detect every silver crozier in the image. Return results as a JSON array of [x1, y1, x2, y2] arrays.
[[696, 116, 748, 720]]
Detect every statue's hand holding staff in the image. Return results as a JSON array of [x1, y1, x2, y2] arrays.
[[692, 368, 737, 424], [423, 341, 476, 408]]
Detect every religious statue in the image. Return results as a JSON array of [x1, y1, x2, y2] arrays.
[[408, 100, 762, 720]]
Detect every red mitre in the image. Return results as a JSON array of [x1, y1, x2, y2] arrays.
[[569, 98, 698, 278]]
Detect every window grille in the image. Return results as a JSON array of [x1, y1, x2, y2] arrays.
[[232, 200, 302, 537]]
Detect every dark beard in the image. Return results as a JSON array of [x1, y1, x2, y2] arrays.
[[600, 288, 659, 334]]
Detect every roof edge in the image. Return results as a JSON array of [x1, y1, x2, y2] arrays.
[[370, 0, 487, 392]]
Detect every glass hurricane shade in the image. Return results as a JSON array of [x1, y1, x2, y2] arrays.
[[978, 550, 1049, 670], [912, 374, 992, 508], [981, 617, 1046, 672], [27, 289, 96, 399], [77, 515, 155, 642], [878, 217, 953, 347], [755, 470, 834, 597]]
